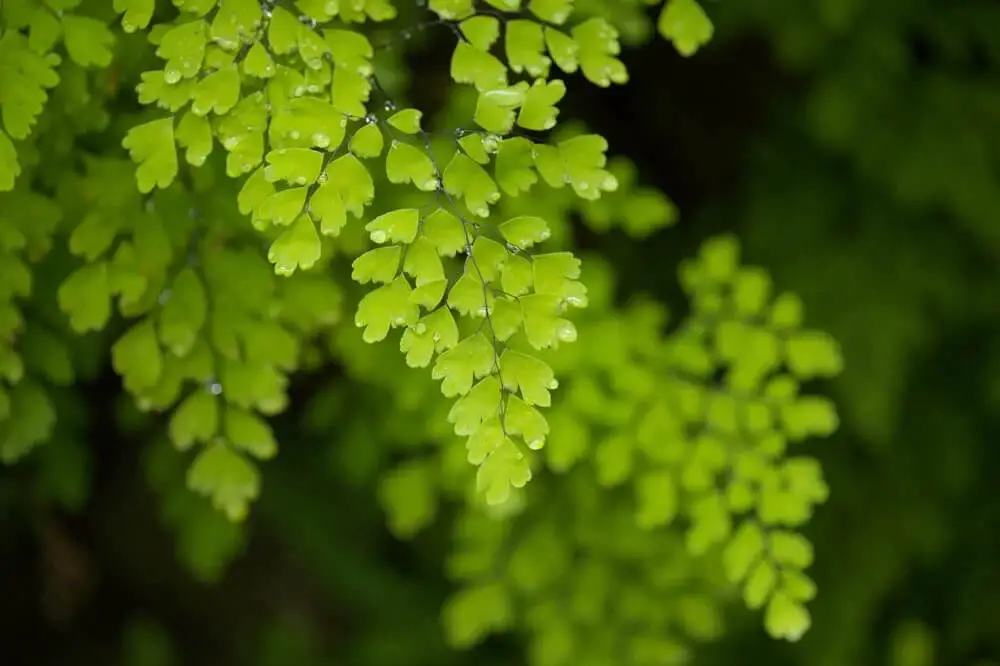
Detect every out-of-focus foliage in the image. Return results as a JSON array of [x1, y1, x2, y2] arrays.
[[4, 1, 997, 666]]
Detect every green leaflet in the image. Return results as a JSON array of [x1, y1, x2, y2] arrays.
[[379, 459, 439, 538], [112, 319, 163, 393], [175, 110, 213, 165], [211, 0, 263, 46], [386, 141, 437, 191], [506, 20, 550, 79], [187, 440, 259, 521], [158, 268, 208, 356], [355, 277, 419, 343], [500, 349, 556, 407], [530, 0, 573, 24], [0, 381, 56, 463], [432, 333, 494, 398], [518, 79, 565, 131], [57, 261, 112, 332], [451, 41, 508, 92], [495, 137, 538, 195], [443, 152, 499, 217], [572, 18, 628, 87], [658, 0, 715, 57], [224, 406, 278, 459], [476, 436, 532, 505], [534, 134, 618, 200], [460, 16, 500, 50], [191, 65, 241, 116], [264, 148, 324, 186], [764, 592, 811, 642], [61, 15, 115, 68], [113, 0, 155, 32], [122, 119, 178, 193], [156, 20, 207, 83], [268, 215, 322, 276], [499, 215, 552, 249], [352, 245, 402, 285], [403, 237, 446, 286], [0, 32, 61, 140], [429, 0, 476, 22], [325, 28, 374, 73], [443, 582, 513, 648], [243, 41, 275, 78], [544, 26, 579, 73], [450, 375, 503, 436], [350, 122, 383, 158], [270, 97, 348, 151], [366, 208, 419, 244], [169, 385, 218, 445], [400, 307, 459, 368], [388, 108, 423, 134]]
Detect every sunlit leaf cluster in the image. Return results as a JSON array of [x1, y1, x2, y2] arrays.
[[354, 232, 841, 656], [0, 0, 845, 659]]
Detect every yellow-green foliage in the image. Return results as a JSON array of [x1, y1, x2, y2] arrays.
[[0, 0, 845, 661]]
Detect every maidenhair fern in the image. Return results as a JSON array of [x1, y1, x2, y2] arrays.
[[0, 0, 846, 659]]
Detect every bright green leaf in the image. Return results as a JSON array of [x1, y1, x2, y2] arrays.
[[264, 148, 324, 186], [499, 349, 554, 407], [460, 15, 500, 50], [403, 237, 446, 286], [764, 593, 811, 642], [658, 0, 714, 57], [168, 389, 220, 452], [224, 407, 277, 460], [175, 109, 213, 165], [57, 261, 111, 332], [499, 215, 551, 249], [156, 20, 207, 83], [187, 441, 259, 521], [255, 186, 309, 228], [477, 437, 531, 505], [423, 208, 467, 257], [243, 41, 275, 78], [635, 468, 678, 529], [366, 208, 419, 244], [191, 64, 241, 115], [432, 333, 494, 397], [443, 582, 512, 648], [112, 319, 163, 393], [122, 118, 178, 193], [388, 108, 423, 134], [61, 15, 115, 67], [506, 19, 550, 78], [350, 122, 384, 158], [114, 0, 154, 32], [399, 307, 459, 367], [530, 0, 572, 23], [386, 141, 438, 191], [355, 277, 419, 343], [158, 268, 208, 357], [517, 79, 565, 131], [352, 245, 402, 285], [268, 215, 322, 276], [443, 152, 499, 217]]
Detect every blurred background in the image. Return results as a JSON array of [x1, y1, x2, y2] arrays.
[[3, 0, 1000, 665]]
